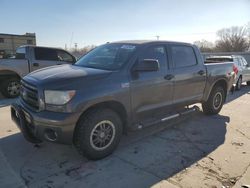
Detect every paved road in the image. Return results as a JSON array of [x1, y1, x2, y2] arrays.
[[0, 87, 250, 188]]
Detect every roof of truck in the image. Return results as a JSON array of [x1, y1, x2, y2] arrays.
[[111, 40, 192, 45]]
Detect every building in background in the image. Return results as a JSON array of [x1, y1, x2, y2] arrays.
[[0, 33, 36, 58]]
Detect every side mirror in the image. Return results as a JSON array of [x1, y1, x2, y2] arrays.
[[133, 59, 160, 72]]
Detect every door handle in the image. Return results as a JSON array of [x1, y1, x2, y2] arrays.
[[33, 63, 39, 67], [164, 74, 174, 80], [198, 70, 205, 75]]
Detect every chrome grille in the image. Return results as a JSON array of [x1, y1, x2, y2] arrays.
[[20, 80, 39, 110]]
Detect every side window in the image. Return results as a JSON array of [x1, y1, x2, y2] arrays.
[[57, 50, 74, 62], [242, 58, 248, 66], [234, 58, 241, 67], [15, 47, 26, 59], [171, 46, 197, 68], [141, 45, 167, 69], [239, 58, 243, 66], [239, 57, 247, 66], [34, 48, 58, 61]]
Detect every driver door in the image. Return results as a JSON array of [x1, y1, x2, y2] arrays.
[[130, 44, 174, 124]]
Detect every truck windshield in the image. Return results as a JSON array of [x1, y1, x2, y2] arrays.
[[75, 43, 137, 70]]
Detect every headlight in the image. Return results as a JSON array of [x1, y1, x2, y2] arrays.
[[44, 90, 76, 105]]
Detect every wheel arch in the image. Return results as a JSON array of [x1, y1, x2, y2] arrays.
[[204, 79, 228, 102], [73, 100, 128, 141], [0, 70, 21, 81]]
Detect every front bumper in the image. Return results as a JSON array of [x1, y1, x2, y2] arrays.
[[11, 100, 80, 144]]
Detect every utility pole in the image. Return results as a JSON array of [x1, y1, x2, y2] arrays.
[[74, 43, 78, 51]]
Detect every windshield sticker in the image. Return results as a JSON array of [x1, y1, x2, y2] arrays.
[[121, 45, 136, 50]]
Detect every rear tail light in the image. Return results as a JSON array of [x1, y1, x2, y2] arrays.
[[233, 65, 238, 75]]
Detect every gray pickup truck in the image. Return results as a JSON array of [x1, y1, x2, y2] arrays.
[[11, 40, 235, 160], [0, 46, 76, 98]]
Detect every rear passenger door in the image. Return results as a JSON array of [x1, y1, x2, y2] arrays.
[[170, 45, 206, 105], [30, 47, 75, 72]]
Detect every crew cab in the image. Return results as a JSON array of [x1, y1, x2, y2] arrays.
[[11, 40, 235, 160], [0, 46, 76, 98]]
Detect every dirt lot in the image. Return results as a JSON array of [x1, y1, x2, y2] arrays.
[[0, 86, 250, 188]]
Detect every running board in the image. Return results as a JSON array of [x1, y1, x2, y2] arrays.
[[137, 105, 200, 129]]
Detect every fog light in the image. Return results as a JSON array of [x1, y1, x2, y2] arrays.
[[44, 129, 58, 142]]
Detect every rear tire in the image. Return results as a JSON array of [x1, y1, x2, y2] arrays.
[[1, 78, 21, 98], [74, 108, 123, 160], [202, 86, 225, 115], [236, 76, 242, 91]]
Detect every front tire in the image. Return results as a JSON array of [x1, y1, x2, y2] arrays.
[[1, 78, 21, 98], [74, 108, 123, 160], [202, 86, 225, 115]]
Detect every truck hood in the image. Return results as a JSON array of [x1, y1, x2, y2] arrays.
[[24, 64, 112, 88]]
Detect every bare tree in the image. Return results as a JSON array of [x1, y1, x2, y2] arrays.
[[247, 22, 250, 50], [194, 39, 214, 52], [215, 26, 249, 52]]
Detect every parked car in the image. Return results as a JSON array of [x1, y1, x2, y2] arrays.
[[206, 56, 250, 90], [0, 46, 76, 98], [11, 40, 235, 160]]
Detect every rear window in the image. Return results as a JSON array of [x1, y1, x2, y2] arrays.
[[206, 57, 233, 62]]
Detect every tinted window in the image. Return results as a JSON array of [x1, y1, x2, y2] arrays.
[[35, 48, 58, 61], [57, 50, 74, 62], [75, 43, 136, 70], [171, 46, 197, 68], [206, 57, 233, 62], [0, 38, 4, 43], [141, 46, 167, 68]]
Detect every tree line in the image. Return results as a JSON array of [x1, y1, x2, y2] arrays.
[[69, 22, 250, 57], [194, 22, 250, 53]]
